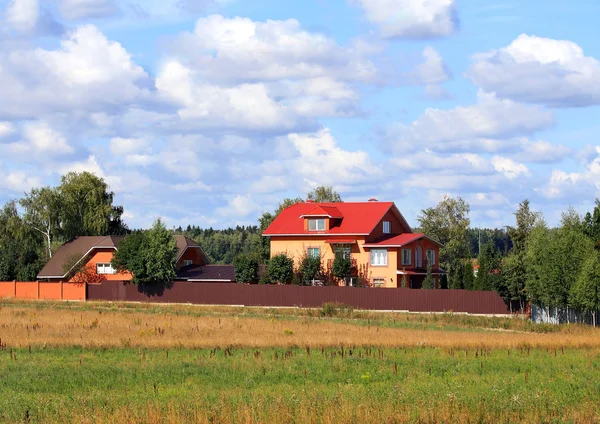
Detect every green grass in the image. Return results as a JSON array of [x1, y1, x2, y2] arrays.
[[1, 346, 599, 423]]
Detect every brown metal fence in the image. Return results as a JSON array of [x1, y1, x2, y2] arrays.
[[87, 282, 511, 315]]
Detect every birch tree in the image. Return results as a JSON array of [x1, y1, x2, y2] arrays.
[[19, 187, 61, 259]]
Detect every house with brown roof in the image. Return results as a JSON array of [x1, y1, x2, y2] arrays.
[[37, 235, 235, 283], [263, 199, 445, 288]]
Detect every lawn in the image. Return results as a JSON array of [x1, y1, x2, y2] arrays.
[[0, 300, 599, 423]]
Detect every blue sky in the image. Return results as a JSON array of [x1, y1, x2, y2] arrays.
[[1, 0, 600, 230]]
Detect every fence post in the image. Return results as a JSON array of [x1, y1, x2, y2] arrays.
[[13, 280, 16, 298], [60, 280, 63, 301], [37, 280, 40, 300]]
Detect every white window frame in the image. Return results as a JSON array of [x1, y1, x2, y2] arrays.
[[308, 219, 326, 231], [96, 263, 116, 275], [383, 221, 391, 234], [183, 259, 193, 267], [372, 278, 385, 288], [426, 250, 435, 267], [307, 247, 320, 259], [401, 249, 411, 266], [370, 249, 388, 266]]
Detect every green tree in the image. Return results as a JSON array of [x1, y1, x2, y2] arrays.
[[59, 172, 126, 239], [422, 262, 435, 289], [475, 242, 501, 291], [233, 254, 259, 283], [112, 219, 177, 287], [20, 187, 61, 260], [583, 199, 600, 248], [307, 186, 342, 203], [300, 254, 322, 285], [331, 252, 352, 285], [571, 251, 600, 326], [418, 196, 470, 289], [268, 254, 294, 284]]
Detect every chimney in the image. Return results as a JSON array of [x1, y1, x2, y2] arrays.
[[368, 198, 378, 202]]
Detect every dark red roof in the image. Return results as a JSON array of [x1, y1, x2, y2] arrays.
[[363, 233, 442, 247], [263, 201, 409, 236], [176, 265, 235, 282]]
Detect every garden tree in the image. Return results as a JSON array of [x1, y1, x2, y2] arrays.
[[571, 251, 600, 326], [417, 195, 470, 289], [583, 199, 600, 248], [112, 219, 177, 286], [468, 228, 512, 257], [300, 254, 322, 285], [268, 253, 294, 284], [502, 200, 540, 311], [450, 259, 474, 290], [20, 187, 61, 259], [475, 241, 501, 291], [233, 253, 259, 283], [331, 252, 352, 285], [422, 263, 434, 289], [306, 186, 342, 203], [59, 172, 127, 239]]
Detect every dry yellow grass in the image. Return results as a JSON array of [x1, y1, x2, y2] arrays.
[[2, 302, 600, 349]]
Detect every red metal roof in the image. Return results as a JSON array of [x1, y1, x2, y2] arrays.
[[263, 201, 405, 236], [300, 205, 343, 219], [363, 233, 442, 247]]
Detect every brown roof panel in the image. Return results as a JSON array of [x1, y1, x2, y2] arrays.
[[176, 265, 235, 282]]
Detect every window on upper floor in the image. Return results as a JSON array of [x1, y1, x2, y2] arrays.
[[96, 263, 116, 275], [308, 219, 326, 231], [401, 249, 411, 266], [307, 247, 320, 258], [383, 221, 391, 234], [426, 250, 435, 267], [183, 260, 193, 267], [370, 249, 387, 266]]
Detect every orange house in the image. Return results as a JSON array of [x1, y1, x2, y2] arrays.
[[263, 199, 445, 288], [37, 235, 211, 283]]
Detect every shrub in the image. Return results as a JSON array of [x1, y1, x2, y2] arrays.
[[300, 255, 322, 285], [320, 302, 354, 317], [332, 254, 352, 285], [269, 254, 294, 284], [233, 254, 259, 283]]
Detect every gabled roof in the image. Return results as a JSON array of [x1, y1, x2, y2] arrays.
[[363, 233, 443, 247], [38, 234, 209, 279], [37, 236, 124, 278], [176, 265, 235, 282], [263, 201, 411, 236], [300, 205, 343, 219]]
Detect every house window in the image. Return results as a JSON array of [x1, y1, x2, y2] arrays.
[[183, 260, 193, 267], [370, 249, 387, 266], [383, 221, 391, 234], [96, 263, 116, 275], [426, 250, 435, 267], [401, 249, 411, 266], [335, 246, 351, 259], [373, 278, 385, 288], [307, 247, 320, 258], [308, 219, 325, 231]]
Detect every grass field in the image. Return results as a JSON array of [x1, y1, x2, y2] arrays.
[[1, 300, 599, 423]]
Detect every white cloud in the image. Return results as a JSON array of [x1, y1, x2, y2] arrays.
[[0, 122, 15, 138], [169, 15, 377, 83], [411, 46, 450, 85], [57, 0, 118, 20], [58, 155, 104, 175], [5, 0, 38, 32], [516, 138, 571, 163], [491, 156, 530, 179], [0, 169, 41, 193], [0, 25, 150, 119], [384, 91, 555, 152], [217, 194, 261, 218], [353, 0, 458, 39], [467, 34, 600, 107], [109, 137, 147, 155], [23, 121, 74, 154]]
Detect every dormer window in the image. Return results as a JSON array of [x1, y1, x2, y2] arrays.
[[383, 221, 391, 234], [308, 219, 326, 231]]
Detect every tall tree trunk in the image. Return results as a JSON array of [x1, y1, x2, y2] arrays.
[[46, 230, 52, 259]]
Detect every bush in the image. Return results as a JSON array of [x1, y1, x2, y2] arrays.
[[269, 254, 294, 284], [300, 255, 321, 285], [332, 254, 352, 284], [233, 254, 259, 283]]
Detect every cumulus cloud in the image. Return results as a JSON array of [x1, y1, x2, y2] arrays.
[[353, 0, 459, 39], [5, 0, 38, 32], [0, 122, 15, 138], [491, 156, 530, 179], [56, 0, 118, 20], [384, 91, 555, 153], [467, 34, 600, 107], [0, 25, 151, 119]]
